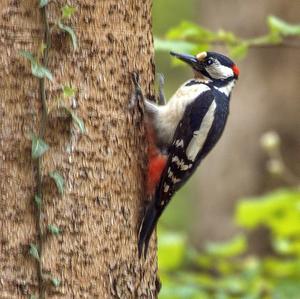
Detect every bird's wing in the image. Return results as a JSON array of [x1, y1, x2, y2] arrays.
[[138, 89, 216, 257], [155, 89, 216, 206]]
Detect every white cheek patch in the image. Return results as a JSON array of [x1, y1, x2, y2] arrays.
[[206, 63, 234, 80]]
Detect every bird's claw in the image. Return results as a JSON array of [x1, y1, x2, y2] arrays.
[[129, 72, 145, 109]]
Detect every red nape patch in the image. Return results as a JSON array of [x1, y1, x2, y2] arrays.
[[146, 154, 167, 196], [232, 64, 240, 77]]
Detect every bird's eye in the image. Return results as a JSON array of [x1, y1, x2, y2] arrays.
[[206, 59, 213, 66]]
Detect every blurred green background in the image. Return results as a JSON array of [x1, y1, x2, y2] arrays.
[[152, 1, 300, 298]]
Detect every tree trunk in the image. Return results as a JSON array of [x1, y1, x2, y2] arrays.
[[0, 1, 158, 298]]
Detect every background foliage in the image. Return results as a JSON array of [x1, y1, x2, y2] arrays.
[[153, 1, 300, 298], [158, 189, 300, 299]]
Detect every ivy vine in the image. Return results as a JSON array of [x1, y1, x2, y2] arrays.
[[19, 1, 84, 298]]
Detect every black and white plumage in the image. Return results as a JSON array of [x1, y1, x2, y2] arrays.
[[138, 51, 239, 257]]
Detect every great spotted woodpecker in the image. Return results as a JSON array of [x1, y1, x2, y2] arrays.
[[134, 51, 239, 258]]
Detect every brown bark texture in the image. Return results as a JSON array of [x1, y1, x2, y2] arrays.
[[0, 0, 158, 298]]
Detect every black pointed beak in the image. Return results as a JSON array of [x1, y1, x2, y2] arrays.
[[170, 51, 201, 69]]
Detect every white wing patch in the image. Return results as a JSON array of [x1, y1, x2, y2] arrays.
[[175, 139, 184, 148], [171, 156, 191, 171], [186, 100, 217, 161], [163, 183, 169, 193]]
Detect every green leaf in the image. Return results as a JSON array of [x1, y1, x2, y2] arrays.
[[20, 51, 53, 80], [166, 21, 215, 42], [48, 224, 61, 235], [31, 136, 49, 159], [34, 195, 42, 208], [31, 61, 53, 81], [62, 107, 85, 133], [268, 16, 300, 36], [61, 5, 76, 19], [264, 258, 300, 278], [216, 29, 238, 43], [70, 111, 85, 133], [273, 279, 300, 299], [154, 37, 199, 53], [63, 85, 76, 98], [158, 230, 186, 271], [29, 244, 39, 260], [30, 295, 37, 299], [49, 171, 64, 194], [19, 50, 35, 63], [39, 0, 49, 8], [58, 21, 78, 50], [235, 189, 300, 231], [51, 277, 61, 287], [228, 43, 249, 60], [39, 42, 47, 56], [205, 234, 247, 258]]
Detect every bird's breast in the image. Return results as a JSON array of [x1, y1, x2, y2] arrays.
[[155, 81, 211, 145]]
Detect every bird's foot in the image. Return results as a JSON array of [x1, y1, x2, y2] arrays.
[[128, 72, 145, 109]]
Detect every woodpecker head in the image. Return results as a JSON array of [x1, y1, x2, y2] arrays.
[[170, 51, 239, 82]]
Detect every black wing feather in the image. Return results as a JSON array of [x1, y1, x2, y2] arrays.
[[138, 90, 216, 257]]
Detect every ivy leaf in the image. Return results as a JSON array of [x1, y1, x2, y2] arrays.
[[49, 171, 64, 194], [58, 21, 78, 50], [31, 61, 53, 81], [51, 277, 61, 287], [70, 111, 85, 133], [48, 224, 61, 235], [20, 51, 53, 81], [31, 136, 49, 159], [268, 15, 300, 36], [34, 195, 42, 208], [63, 85, 76, 98], [39, 42, 47, 56], [61, 5, 76, 19], [19, 50, 35, 62], [29, 244, 40, 260], [62, 107, 85, 133], [39, 0, 49, 8]]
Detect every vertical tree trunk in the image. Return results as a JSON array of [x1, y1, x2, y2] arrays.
[[0, 0, 158, 298]]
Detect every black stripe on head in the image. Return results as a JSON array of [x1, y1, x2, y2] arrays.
[[206, 52, 235, 68]]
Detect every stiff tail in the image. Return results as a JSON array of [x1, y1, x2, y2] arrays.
[[138, 202, 159, 258]]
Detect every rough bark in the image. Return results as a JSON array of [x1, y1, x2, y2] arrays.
[[0, 0, 158, 298]]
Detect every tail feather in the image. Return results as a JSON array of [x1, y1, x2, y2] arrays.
[[138, 203, 159, 258]]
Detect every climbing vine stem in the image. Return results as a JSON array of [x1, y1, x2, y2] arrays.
[[19, 2, 80, 297], [35, 4, 51, 299]]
